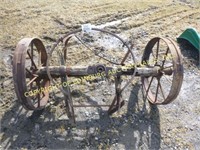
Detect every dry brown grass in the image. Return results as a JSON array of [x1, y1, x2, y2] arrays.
[[0, 0, 199, 47], [0, 0, 173, 47]]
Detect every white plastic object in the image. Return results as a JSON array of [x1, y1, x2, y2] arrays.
[[82, 24, 92, 33]]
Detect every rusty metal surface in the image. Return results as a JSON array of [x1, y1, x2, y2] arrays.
[[141, 37, 183, 104], [35, 65, 172, 77], [13, 38, 50, 110], [45, 28, 137, 122], [12, 28, 184, 123]]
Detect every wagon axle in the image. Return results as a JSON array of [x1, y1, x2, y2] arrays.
[[34, 64, 173, 77], [12, 27, 183, 123]]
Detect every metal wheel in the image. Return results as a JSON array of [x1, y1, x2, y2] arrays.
[[141, 37, 183, 104], [13, 38, 50, 110]]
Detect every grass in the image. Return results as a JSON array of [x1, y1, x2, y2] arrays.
[[0, 0, 173, 47]]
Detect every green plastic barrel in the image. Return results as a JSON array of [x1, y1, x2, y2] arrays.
[[177, 28, 200, 52]]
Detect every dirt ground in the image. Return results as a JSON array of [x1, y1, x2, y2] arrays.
[[0, 0, 200, 149]]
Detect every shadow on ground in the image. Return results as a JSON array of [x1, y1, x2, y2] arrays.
[[1, 83, 161, 149], [178, 39, 200, 67]]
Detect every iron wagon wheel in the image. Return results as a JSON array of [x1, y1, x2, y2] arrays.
[[13, 38, 50, 110], [141, 37, 183, 104]]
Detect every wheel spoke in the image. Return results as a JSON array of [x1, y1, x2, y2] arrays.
[[161, 47, 169, 67], [27, 76, 38, 86], [121, 50, 130, 65], [26, 68, 38, 77], [27, 51, 37, 69], [158, 81, 165, 100], [154, 79, 160, 103], [26, 68, 33, 77], [25, 69, 34, 89], [163, 74, 172, 83], [144, 77, 154, 100]]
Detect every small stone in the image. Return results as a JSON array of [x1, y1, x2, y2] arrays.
[[85, 111, 90, 117], [107, 139, 110, 143], [34, 124, 40, 134], [94, 112, 98, 115], [198, 117, 200, 121], [89, 128, 95, 134], [3, 79, 12, 87], [9, 117, 18, 125], [124, 119, 128, 123], [57, 137, 65, 141], [95, 137, 98, 140], [101, 112, 105, 116], [189, 127, 193, 131], [58, 115, 67, 120], [87, 119, 92, 123], [49, 101, 54, 105], [107, 92, 111, 95]]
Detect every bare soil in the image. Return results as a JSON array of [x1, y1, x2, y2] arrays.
[[0, 0, 200, 149]]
